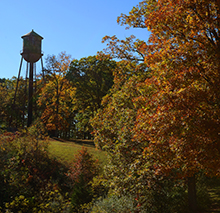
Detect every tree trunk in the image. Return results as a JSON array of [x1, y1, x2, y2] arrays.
[[188, 175, 197, 212], [55, 84, 59, 137]]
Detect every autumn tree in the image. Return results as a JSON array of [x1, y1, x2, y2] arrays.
[[66, 55, 116, 139], [99, 35, 145, 62], [133, 1, 220, 211], [38, 52, 75, 137], [92, 0, 220, 211], [67, 147, 100, 212]]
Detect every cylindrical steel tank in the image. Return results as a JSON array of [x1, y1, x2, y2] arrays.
[[21, 30, 43, 63]]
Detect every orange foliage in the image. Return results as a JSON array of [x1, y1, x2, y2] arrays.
[[132, 0, 220, 177]]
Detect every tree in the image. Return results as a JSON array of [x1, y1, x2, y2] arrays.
[[92, 0, 220, 211], [66, 147, 100, 212], [66, 55, 116, 139], [100, 35, 145, 62], [0, 79, 12, 127], [0, 77, 28, 129], [135, 1, 220, 211], [91, 60, 157, 211], [38, 52, 75, 137]]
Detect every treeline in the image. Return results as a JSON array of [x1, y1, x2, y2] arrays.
[[0, 54, 116, 139]]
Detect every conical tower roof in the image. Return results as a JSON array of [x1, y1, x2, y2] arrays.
[[21, 29, 43, 40]]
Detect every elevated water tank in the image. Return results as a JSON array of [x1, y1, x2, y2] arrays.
[[21, 30, 43, 63]]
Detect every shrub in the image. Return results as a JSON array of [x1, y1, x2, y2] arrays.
[[0, 127, 70, 212], [5, 183, 70, 213], [90, 194, 144, 213]]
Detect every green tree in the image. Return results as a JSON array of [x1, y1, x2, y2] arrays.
[[67, 55, 116, 139], [0, 77, 28, 129], [91, 60, 152, 210]]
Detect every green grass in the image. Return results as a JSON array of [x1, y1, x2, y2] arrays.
[[48, 138, 108, 166]]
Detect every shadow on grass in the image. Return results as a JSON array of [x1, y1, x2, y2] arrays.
[[51, 137, 95, 147], [200, 178, 220, 213], [205, 186, 220, 212]]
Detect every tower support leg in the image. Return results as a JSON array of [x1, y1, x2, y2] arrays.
[[27, 62, 33, 127]]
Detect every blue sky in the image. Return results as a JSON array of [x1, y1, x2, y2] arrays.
[[0, 0, 150, 79]]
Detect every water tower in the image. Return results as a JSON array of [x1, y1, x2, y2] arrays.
[[14, 30, 44, 127], [21, 30, 43, 63]]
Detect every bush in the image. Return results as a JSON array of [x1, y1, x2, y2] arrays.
[[0, 128, 70, 212], [91, 194, 144, 213], [5, 183, 70, 213]]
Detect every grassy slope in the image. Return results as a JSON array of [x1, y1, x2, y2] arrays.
[[48, 138, 220, 212], [48, 138, 108, 166]]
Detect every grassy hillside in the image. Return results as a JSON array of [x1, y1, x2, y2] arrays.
[[48, 138, 220, 212], [48, 138, 108, 166]]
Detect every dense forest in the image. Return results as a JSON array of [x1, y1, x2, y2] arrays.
[[1, 0, 220, 212]]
